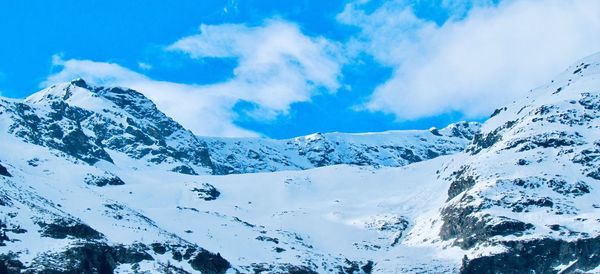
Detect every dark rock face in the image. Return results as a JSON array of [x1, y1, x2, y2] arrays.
[[462, 236, 600, 274], [0, 253, 24, 274], [446, 122, 481, 140], [440, 197, 534, 249], [172, 165, 198, 175], [339, 260, 374, 274], [466, 120, 516, 155], [61, 127, 113, 165], [84, 173, 125, 187], [191, 183, 220, 201], [5, 100, 113, 165], [503, 131, 586, 152], [150, 243, 168, 254], [249, 263, 319, 274], [507, 176, 587, 196], [572, 140, 600, 181], [23, 242, 153, 274], [546, 178, 590, 196], [255, 235, 279, 244], [188, 250, 230, 274], [37, 220, 104, 240], [247, 260, 373, 274], [361, 261, 374, 274], [490, 107, 507, 118], [0, 220, 11, 246], [145, 242, 231, 272], [0, 163, 10, 177], [579, 92, 600, 110], [16, 240, 227, 274], [446, 165, 477, 201]]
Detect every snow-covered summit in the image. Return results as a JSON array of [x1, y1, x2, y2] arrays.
[[2, 79, 214, 174]]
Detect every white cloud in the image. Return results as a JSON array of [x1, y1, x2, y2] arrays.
[[44, 20, 342, 137], [168, 20, 341, 117], [339, 0, 600, 119]]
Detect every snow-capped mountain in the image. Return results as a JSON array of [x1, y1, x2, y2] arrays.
[[4, 78, 479, 176], [18, 79, 214, 175], [1, 52, 600, 273], [431, 52, 600, 273]]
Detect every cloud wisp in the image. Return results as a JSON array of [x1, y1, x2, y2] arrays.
[[167, 20, 342, 119], [44, 20, 342, 137], [339, 0, 600, 120]]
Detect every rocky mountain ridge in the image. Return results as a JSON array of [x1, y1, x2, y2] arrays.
[[204, 121, 479, 174], [2, 79, 480, 176]]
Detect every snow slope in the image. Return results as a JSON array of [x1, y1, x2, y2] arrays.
[[0, 124, 463, 272]]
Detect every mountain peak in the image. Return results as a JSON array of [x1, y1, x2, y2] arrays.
[[26, 79, 151, 114], [70, 78, 90, 89], [12, 80, 215, 173]]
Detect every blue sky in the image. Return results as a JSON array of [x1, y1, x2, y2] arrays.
[[1, 0, 599, 138]]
